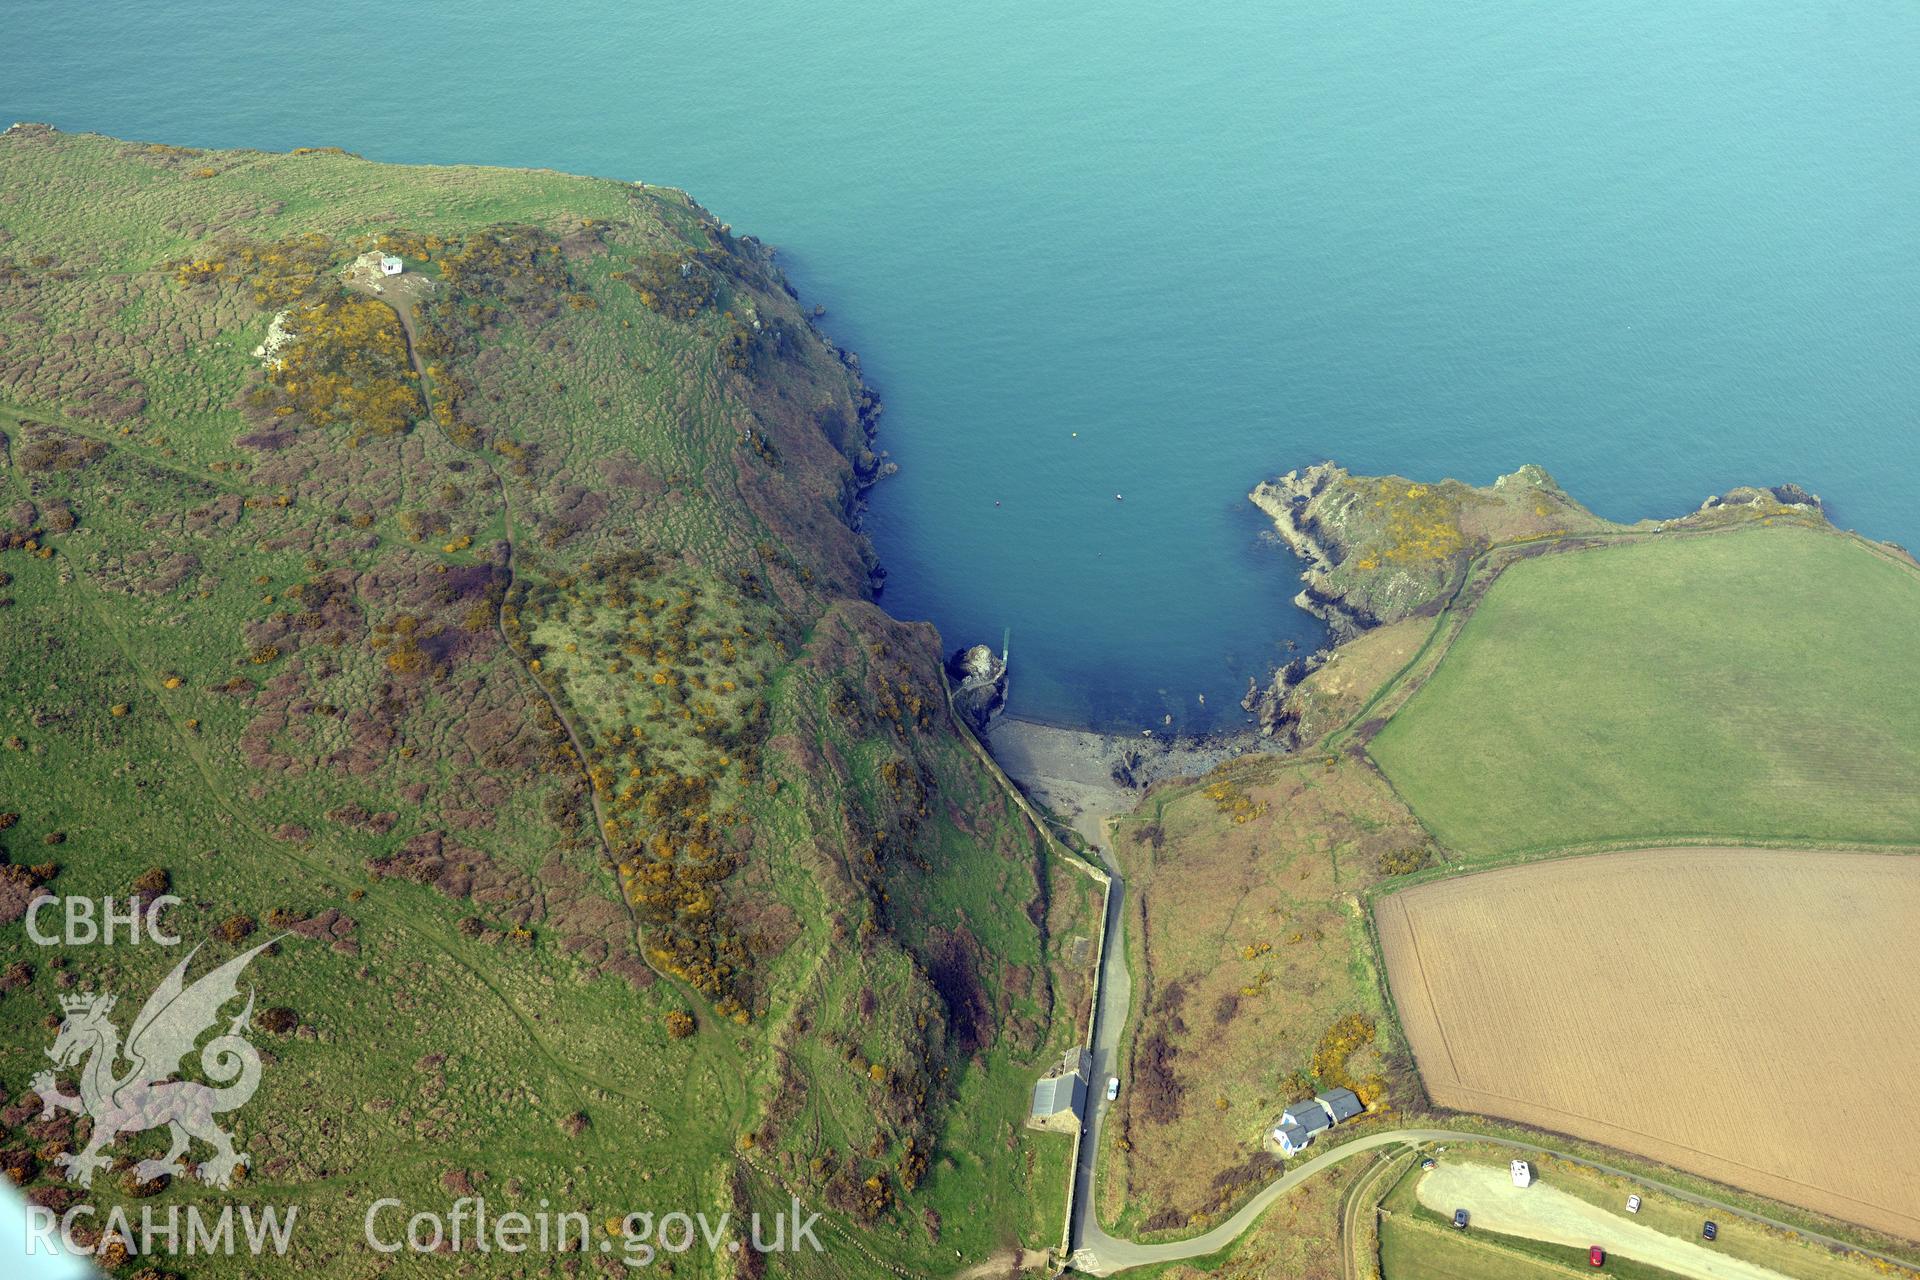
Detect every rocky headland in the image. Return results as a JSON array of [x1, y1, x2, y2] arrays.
[[1242, 461, 1832, 740], [1249, 461, 1612, 641]]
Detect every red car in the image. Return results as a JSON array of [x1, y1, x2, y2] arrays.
[[1589, 1245, 1606, 1267]]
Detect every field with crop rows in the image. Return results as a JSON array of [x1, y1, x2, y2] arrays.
[[1377, 848, 1920, 1240]]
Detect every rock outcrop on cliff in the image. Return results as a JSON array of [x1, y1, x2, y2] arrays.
[[1700, 482, 1825, 515], [948, 642, 1009, 733]]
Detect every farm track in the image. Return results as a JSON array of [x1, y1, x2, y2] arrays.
[[0, 398, 255, 497], [1066, 519, 1920, 1275], [1343, 1146, 1415, 1280], [1077, 1126, 1920, 1276]]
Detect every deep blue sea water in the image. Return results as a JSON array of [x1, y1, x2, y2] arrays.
[[9, 0, 1918, 734]]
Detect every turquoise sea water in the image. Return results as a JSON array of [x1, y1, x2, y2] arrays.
[[9, 0, 1918, 734]]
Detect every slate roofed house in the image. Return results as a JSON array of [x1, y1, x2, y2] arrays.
[[1272, 1122, 1313, 1157], [1275, 1088, 1366, 1157], [1061, 1045, 1091, 1083], [1031, 1072, 1086, 1122], [1281, 1099, 1331, 1136], [1026, 1045, 1092, 1133], [1317, 1086, 1364, 1124]]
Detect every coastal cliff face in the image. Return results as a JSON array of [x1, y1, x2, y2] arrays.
[[1245, 461, 1831, 740], [0, 127, 1086, 1275]]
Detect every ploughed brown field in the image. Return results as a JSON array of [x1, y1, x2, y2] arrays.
[[1377, 848, 1920, 1241]]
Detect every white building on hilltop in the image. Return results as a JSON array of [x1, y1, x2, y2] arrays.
[[379, 255, 403, 276]]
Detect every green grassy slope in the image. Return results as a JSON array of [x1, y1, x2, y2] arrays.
[[0, 125, 1097, 1276], [1369, 526, 1920, 857]]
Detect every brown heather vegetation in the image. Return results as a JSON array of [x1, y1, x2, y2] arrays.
[[614, 247, 719, 318], [0, 126, 1088, 1275], [1105, 753, 1426, 1233], [17, 431, 108, 475], [170, 231, 338, 308]]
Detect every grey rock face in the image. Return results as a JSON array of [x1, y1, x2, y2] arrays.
[[947, 643, 1008, 734]]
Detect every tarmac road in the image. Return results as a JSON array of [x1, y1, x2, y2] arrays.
[[1067, 836, 1131, 1264]]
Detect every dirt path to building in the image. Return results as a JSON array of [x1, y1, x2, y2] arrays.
[[1415, 1161, 1791, 1280]]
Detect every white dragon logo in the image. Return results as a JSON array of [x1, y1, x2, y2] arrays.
[[33, 938, 281, 1189]]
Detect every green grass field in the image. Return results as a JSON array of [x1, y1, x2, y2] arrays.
[[1380, 1216, 1598, 1280], [1369, 527, 1920, 857]]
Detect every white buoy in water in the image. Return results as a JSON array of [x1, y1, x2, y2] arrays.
[[1115, 493, 1124, 501]]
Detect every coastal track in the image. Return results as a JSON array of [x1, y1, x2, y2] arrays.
[[1069, 1126, 1920, 1276]]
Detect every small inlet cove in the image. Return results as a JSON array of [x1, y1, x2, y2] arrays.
[[8, 0, 1918, 741]]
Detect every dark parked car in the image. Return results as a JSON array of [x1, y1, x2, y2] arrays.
[[1703, 1221, 1719, 1241], [1453, 1209, 1469, 1229]]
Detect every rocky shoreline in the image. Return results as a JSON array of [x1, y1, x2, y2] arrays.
[[984, 715, 1275, 835], [1248, 462, 1380, 642], [731, 233, 897, 593], [1241, 461, 1599, 734], [1249, 460, 1603, 643]]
